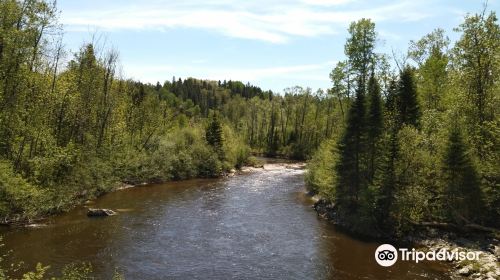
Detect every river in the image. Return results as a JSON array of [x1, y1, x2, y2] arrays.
[[1, 162, 451, 279]]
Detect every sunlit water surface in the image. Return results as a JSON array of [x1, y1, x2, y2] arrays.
[[1, 165, 451, 279]]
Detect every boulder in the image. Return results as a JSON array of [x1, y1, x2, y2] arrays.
[[87, 208, 116, 217], [458, 265, 472, 276]]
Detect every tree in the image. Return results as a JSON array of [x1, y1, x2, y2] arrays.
[[345, 18, 377, 90], [330, 60, 351, 121], [335, 80, 367, 211], [366, 73, 383, 181], [397, 67, 421, 128], [409, 29, 449, 111], [442, 126, 482, 223], [375, 128, 398, 230], [206, 114, 224, 160], [452, 10, 499, 158]]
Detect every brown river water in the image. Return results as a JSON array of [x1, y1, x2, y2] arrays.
[[1, 163, 452, 279]]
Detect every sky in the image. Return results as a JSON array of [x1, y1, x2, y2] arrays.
[[57, 0, 499, 92]]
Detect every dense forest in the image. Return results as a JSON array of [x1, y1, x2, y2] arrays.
[[0, 0, 499, 278], [0, 0, 341, 225], [0, 0, 498, 251], [306, 11, 499, 235]]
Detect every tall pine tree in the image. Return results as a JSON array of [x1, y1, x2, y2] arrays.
[[397, 67, 421, 128], [366, 73, 384, 181], [206, 114, 224, 160], [335, 81, 368, 212], [375, 128, 399, 231], [442, 126, 482, 223]]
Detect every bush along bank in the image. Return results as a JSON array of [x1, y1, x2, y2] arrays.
[[305, 9, 499, 279], [0, 117, 251, 226], [310, 195, 499, 279]]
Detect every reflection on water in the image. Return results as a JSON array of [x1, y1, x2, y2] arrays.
[[1, 166, 450, 279]]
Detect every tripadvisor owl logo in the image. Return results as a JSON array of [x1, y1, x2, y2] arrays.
[[374, 243, 481, 267], [375, 244, 398, 267]]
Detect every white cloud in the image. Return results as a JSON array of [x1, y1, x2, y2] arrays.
[[301, 0, 356, 6], [61, 0, 432, 43]]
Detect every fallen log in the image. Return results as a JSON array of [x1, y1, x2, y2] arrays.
[[409, 219, 498, 234]]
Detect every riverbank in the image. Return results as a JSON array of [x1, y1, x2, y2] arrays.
[[2, 160, 454, 279], [0, 158, 306, 228], [312, 198, 500, 280]]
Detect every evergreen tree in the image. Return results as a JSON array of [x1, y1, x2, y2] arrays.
[[385, 79, 398, 114], [335, 81, 368, 212], [206, 114, 224, 160], [397, 67, 421, 128], [375, 128, 399, 230], [442, 126, 483, 223], [366, 73, 384, 181]]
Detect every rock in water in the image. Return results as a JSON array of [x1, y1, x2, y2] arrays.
[[87, 208, 116, 217]]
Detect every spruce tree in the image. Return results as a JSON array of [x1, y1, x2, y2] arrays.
[[385, 80, 398, 114], [366, 73, 383, 181], [442, 126, 482, 223], [397, 67, 421, 128], [335, 81, 367, 212], [376, 128, 398, 230], [206, 114, 224, 160]]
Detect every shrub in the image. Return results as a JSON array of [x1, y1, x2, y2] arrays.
[[0, 160, 48, 221], [305, 139, 337, 200]]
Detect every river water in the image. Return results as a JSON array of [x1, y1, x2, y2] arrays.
[[1, 164, 451, 279]]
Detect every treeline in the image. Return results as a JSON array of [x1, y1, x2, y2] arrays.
[[167, 77, 272, 114], [307, 11, 499, 235], [130, 77, 341, 159], [1, 0, 497, 239], [160, 77, 341, 159], [0, 0, 340, 224], [0, 0, 253, 223]]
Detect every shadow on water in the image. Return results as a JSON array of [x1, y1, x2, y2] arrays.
[[1, 166, 451, 279]]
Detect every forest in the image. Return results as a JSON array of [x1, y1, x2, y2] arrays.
[[0, 0, 342, 226], [306, 12, 499, 235], [0, 0, 498, 267]]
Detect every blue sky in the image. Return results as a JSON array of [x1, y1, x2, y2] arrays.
[[57, 0, 498, 92]]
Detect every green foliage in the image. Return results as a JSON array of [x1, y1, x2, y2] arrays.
[[391, 126, 442, 233], [452, 10, 499, 134], [245, 156, 264, 168], [223, 125, 251, 169], [409, 28, 449, 111], [0, 242, 95, 280], [335, 82, 368, 212], [373, 129, 398, 230], [0, 160, 49, 220], [56, 262, 93, 280], [0, 0, 259, 224], [0, 0, 497, 264], [205, 114, 225, 161], [345, 18, 377, 87], [442, 127, 483, 223], [305, 139, 338, 201], [21, 263, 50, 280], [308, 7, 499, 237], [366, 73, 384, 181], [397, 67, 421, 128], [18, 262, 98, 280]]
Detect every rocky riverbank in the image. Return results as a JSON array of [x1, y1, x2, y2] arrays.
[[312, 198, 500, 280], [419, 237, 499, 280], [1, 160, 306, 228], [240, 162, 306, 173]]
